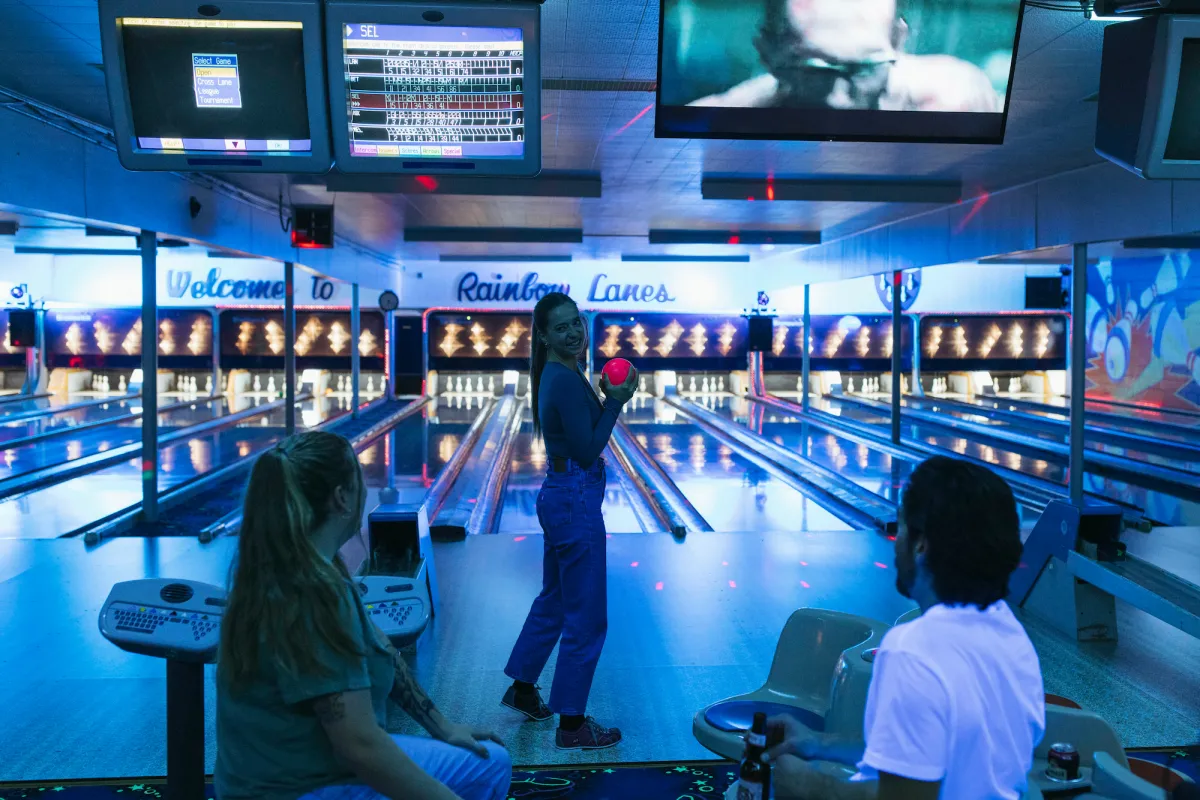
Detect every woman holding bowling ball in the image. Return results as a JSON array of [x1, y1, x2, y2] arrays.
[[500, 291, 638, 749]]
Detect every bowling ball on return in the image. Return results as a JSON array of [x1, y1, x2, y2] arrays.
[[602, 358, 634, 386]]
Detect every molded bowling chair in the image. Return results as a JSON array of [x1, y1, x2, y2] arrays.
[[1090, 752, 1170, 800], [1028, 705, 1128, 795], [693, 609, 889, 761], [894, 607, 922, 626]]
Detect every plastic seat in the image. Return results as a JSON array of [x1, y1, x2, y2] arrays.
[[693, 608, 889, 761], [1090, 752, 1170, 799], [1028, 705, 1129, 795], [894, 607, 922, 626]]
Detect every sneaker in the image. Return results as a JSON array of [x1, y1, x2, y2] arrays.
[[500, 683, 552, 722], [555, 717, 622, 750]]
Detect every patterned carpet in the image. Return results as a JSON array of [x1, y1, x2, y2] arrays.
[[0, 752, 1195, 800]]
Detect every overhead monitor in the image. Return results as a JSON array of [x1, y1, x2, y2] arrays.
[[1096, 14, 1200, 179], [656, 0, 1025, 144], [326, 1, 541, 176], [98, 0, 331, 172]]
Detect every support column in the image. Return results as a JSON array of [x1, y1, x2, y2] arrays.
[[891, 271, 902, 445], [384, 308, 395, 396], [351, 283, 361, 415], [210, 310, 221, 397], [801, 284, 811, 414], [140, 230, 158, 524], [284, 261, 296, 436], [1070, 244, 1087, 507]]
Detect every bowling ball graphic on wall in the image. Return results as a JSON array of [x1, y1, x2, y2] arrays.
[[875, 269, 922, 312], [1085, 252, 1200, 411]]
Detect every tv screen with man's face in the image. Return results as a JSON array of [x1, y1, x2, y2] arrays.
[[656, 0, 1024, 143]]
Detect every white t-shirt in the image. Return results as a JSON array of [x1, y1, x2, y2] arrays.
[[852, 601, 1045, 800]]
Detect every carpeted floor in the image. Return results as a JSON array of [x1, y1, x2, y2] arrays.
[[0, 751, 1195, 800]]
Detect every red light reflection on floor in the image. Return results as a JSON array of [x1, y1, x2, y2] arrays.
[[514, 536, 527, 542], [800, 561, 808, 566], [631, 562, 639, 567], [655, 582, 664, 591], [800, 581, 811, 589], [874, 562, 888, 569], [729, 580, 737, 589], [722, 561, 728, 566], [608, 103, 654, 139]]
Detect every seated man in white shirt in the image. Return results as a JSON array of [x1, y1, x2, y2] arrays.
[[765, 456, 1046, 800]]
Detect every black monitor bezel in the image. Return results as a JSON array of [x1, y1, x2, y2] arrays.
[[98, 0, 332, 173], [325, 0, 542, 176], [654, 0, 1027, 145]]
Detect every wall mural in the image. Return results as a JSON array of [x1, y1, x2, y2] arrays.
[[1086, 252, 1200, 410]]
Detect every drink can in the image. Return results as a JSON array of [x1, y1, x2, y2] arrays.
[[1046, 742, 1080, 781]]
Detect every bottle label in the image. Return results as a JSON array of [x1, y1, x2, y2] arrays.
[[748, 733, 766, 747], [737, 781, 765, 800]]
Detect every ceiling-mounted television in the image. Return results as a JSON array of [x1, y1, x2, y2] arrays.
[[326, 0, 541, 176], [656, 0, 1025, 144], [1096, 14, 1200, 179], [98, 0, 331, 172]]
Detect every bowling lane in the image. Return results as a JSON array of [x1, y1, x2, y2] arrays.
[[496, 415, 651, 534], [812, 394, 1200, 527], [623, 399, 853, 532], [0, 398, 344, 538], [897, 396, 1200, 473], [0, 397, 240, 480], [704, 395, 912, 502], [0, 393, 132, 418], [956, 395, 1200, 448]]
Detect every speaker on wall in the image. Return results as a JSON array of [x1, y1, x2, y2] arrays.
[[747, 315, 774, 352], [8, 309, 36, 347]]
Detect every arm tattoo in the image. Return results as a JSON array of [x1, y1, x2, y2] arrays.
[[379, 626, 448, 737], [313, 693, 348, 725]]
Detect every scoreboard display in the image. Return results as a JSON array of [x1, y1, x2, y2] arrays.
[[342, 23, 526, 160], [326, 1, 541, 176]]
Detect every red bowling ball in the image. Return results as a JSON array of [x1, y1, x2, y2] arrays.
[[602, 358, 633, 386]]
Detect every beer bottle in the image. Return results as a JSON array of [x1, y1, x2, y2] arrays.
[[737, 711, 771, 800]]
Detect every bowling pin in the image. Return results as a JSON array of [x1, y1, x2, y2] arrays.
[[254, 375, 262, 392], [796, 376, 804, 392], [702, 377, 710, 393], [267, 376, 277, 395], [205, 376, 213, 394], [103, 376, 110, 392], [847, 377, 855, 393], [454, 376, 462, 393], [640, 376, 647, 393], [1140, 255, 1181, 309], [368, 376, 375, 393], [475, 376, 483, 393], [1104, 301, 1140, 382], [488, 375, 496, 393], [718, 376, 725, 392], [119, 375, 127, 392], [1149, 302, 1190, 364], [1096, 257, 1115, 306]]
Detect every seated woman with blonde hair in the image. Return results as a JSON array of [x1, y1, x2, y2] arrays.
[[215, 430, 510, 800]]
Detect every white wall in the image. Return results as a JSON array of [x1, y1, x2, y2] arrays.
[[0, 250, 375, 308], [400, 258, 1040, 314]]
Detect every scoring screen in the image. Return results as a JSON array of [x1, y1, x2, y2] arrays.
[[342, 23, 526, 160], [119, 18, 312, 154]]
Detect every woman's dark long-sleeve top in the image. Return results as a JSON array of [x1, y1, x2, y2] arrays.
[[538, 361, 622, 468]]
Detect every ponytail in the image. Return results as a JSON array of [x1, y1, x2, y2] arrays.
[[529, 291, 577, 437], [220, 432, 363, 689]]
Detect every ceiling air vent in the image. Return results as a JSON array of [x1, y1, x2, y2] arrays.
[[543, 79, 656, 92]]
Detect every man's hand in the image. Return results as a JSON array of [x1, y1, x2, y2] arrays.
[[765, 715, 822, 762], [434, 721, 505, 759]]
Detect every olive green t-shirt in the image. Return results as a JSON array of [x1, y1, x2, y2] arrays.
[[214, 580, 395, 800]]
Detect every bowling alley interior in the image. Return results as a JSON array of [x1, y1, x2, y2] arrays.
[[2, 0, 1200, 798]]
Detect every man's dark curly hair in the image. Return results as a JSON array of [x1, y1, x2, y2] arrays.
[[900, 455, 1022, 610]]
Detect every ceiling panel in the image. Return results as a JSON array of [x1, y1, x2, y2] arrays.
[[0, 1, 1115, 262]]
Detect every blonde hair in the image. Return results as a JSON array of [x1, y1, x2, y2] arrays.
[[219, 430, 366, 688]]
